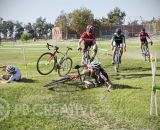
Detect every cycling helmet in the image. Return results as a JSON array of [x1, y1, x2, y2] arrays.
[[89, 61, 101, 69], [6, 66, 16, 73], [116, 28, 122, 35], [86, 25, 94, 33], [141, 28, 145, 32]]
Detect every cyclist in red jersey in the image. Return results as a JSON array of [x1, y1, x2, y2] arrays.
[[78, 25, 98, 62], [139, 28, 153, 53]]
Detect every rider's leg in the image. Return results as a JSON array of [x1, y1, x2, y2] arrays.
[[82, 42, 88, 64], [140, 42, 143, 53], [120, 48, 123, 63], [106, 81, 113, 92]]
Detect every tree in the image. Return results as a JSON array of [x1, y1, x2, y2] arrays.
[[128, 20, 139, 25], [14, 21, 24, 40], [0, 17, 3, 44], [33, 17, 47, 39], [54, 11, 69, 39], [1, 21, 8, 39], [93, 19, 101, 37], [107, 7, 126, 25], [70, 7, 94, 36], [25, 22, 35, 38]]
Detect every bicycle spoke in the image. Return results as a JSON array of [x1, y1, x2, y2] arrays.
[[37, 52, 55, 75]]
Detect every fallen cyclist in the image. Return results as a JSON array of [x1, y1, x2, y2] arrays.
[[0, 65, 21, 83], [74, 61, 113, 92]]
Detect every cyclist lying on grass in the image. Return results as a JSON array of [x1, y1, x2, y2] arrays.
[[0, 65, 21, 83], [74, 61, 113, 92]]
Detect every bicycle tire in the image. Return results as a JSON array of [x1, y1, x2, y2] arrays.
[[37, 52, 56, 75], [114, 54, 119, 72], [114, 48, 120, 73], [58, 57, 72, 76], [146, 48, 150, 62], [44, 77, 70, 88]]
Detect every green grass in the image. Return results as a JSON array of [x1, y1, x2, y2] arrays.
[[0, 37, 160, 130]]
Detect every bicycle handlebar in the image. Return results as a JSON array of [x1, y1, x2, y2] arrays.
[[46, 43, 59, 51], [67, 47, 72, 50]]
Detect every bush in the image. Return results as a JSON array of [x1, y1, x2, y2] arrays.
[[20, 33, 32, 41]]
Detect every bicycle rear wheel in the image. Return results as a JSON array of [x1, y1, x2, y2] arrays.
[[37, 52, 56, 75], [114, 54, 119, 72], [58, 57, 72, 76], [145, 48, 150, 62]]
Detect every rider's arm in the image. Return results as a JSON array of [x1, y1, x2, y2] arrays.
[[111, 35, 115, 48], [0, 66, 7, 71], [146, 33, 153, 45], [123, 35, 126, 49], [78, 38, 83, 49]]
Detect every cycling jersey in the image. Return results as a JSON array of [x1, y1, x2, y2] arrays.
[[139, 32, 149, 43], [8, 68, 21, 82], [85, 67, 110, 84], [81, 32, 95, 48], [112, 33, 125, 45]]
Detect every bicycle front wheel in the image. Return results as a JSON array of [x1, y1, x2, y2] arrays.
[[58, 57, 72, 76], [37, 52, 56, 75]]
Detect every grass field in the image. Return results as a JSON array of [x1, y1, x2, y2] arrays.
[[0, 37, 160, 130]]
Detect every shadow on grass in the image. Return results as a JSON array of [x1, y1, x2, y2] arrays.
[[113, 84, 142, 89], [122, 66, 160, 72], [43, 80, 84, 92], [19, 78, 38, 83], [111, 73, 160, 80]]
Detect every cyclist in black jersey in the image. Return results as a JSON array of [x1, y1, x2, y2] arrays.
[[111, 28, 126, 64], [74, 61, 112, 92]]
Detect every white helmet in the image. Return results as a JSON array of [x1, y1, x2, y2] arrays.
[[6, 66, 16, 73], [89, 61, 101, 69]]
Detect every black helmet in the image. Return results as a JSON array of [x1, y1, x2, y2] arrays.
[[116, 28, 122, 35], [141, 28, 145, 32]]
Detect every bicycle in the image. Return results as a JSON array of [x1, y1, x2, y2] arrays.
[[141, 41, 152, 62], [43, 68, 83, 90], [81, 48, 91, 65], [114, 45, 121, 72], [37, 43, 73, 76]]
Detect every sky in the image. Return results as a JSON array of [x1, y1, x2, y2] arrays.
[[0, 0, 160, 25]]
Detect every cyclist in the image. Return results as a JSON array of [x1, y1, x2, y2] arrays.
[[139, 28, 153, 53], [111, 28, 126, 64], [0, 65, 21, 83], [74, 61, 112, 92], [78, 25, 98, 63]]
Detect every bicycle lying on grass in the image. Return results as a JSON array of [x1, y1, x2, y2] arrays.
[[37, 43, 72, 76], [141, 41, 152, 62], [43, 68, 83, 90]]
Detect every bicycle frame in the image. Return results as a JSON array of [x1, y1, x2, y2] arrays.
[[82, 48, 91, 65], [44, 68, 83, 89], [141, 42, 150, 61], [37, 43, 72, 76]]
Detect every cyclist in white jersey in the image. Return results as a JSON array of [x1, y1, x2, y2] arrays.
[[0, 65, 21, 83]]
